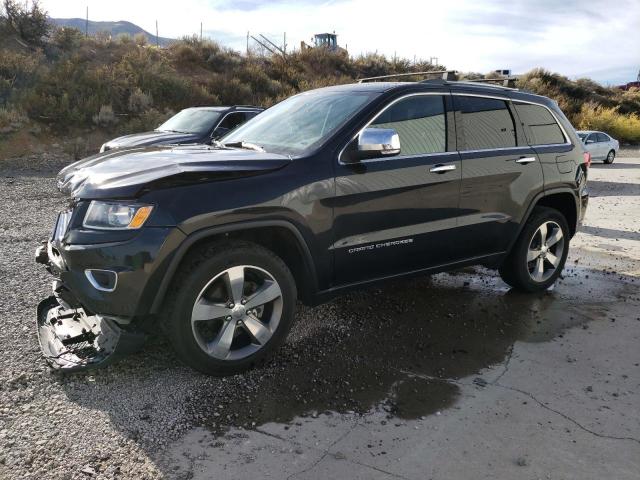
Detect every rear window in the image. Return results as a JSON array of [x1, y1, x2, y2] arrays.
[[514, 103, 566, 145], [456, 96, 516, 150]]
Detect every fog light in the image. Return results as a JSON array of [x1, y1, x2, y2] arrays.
[[85, 269, 118, 292]]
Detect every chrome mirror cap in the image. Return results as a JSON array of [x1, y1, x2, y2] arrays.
[[358, 128, 401, 157]]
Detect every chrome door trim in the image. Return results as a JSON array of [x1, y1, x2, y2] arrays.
[[460, 145, 531, 154], [337, 90, 574, 164], [337, 92, 451, 165]]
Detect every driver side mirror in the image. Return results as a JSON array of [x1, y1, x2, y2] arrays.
[[585, 139, 595, 144], [342, 128, 401, 163]]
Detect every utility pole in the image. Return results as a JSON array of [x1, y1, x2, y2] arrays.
[[200, 22, 202, 41], [246, 31, 250, 55], [85, 6, 88, 37], [156, 20, 159, 47], [283, 32, 286, 55]]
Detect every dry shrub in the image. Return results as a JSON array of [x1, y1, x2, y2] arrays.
[[0, 106, 27, 132], [92, 105, 117, 127], [128, 88, 153, 113], [0, 32, 638, 145], [577, 103, 640, 143]]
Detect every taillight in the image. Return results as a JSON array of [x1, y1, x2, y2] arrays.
[[583, 152, 591, 168]]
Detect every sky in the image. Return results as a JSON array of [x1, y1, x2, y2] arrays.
[[41, 0, 640, 85]]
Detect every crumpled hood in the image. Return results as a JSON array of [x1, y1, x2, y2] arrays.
[[104, 131, 201, 149], [57, 145, 291, 199]]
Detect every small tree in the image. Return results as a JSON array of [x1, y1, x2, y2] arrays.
[[2, 0, 50, 45], [51, 26, 83, 51]]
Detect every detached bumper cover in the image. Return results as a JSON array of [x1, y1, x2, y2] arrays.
[[36, 296, 145, 372]]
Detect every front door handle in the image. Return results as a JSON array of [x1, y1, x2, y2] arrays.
[[515, 156, 537, 164], [430, 164, 457, 173]]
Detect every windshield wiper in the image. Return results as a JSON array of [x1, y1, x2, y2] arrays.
[[223, 141, 265, 152], [161, 129, 189, 134]]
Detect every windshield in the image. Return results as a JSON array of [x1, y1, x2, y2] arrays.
[[222, 90, 376, 155], [157, 109, 222, 135]]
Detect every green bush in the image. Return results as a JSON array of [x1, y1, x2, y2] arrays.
[[2, 0, 50, 45], [51, 27, 84, 51]]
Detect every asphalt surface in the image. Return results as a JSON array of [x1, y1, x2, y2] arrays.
[[0, 149, 639, 479]]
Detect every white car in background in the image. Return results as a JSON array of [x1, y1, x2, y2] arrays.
[[577, 130, 619, 164]]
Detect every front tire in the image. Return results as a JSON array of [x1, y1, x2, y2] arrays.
[[499, 207, 569, 292], [604, 150, 615, 164], [164, 241, 297, 376]]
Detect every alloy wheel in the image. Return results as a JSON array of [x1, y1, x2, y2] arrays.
[[191, 265, 283, 360], [526, 221, 565, 282]]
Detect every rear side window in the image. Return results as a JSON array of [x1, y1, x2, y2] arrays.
[[370, 95, 446, 155], [456, 97, 516, 150], [513, 103, 566, 145]]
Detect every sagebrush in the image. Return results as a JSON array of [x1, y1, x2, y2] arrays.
[[1, 4, 639, 143]]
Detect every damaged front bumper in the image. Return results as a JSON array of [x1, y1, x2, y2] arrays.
[[35, 230, 146, 372], [36, 295, 145, 372]]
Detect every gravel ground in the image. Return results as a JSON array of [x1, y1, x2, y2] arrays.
[[0, 150, 638, 479]]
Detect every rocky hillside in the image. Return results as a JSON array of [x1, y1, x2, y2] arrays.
[[1, 0, 639, 156]]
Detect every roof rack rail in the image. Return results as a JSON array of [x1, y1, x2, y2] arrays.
[[357, 70, 457, 83], [456, 78, 519, 89], [357, 71, 519, 89]]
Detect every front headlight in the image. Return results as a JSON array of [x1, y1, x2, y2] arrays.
[[83, 201, 154, 230]]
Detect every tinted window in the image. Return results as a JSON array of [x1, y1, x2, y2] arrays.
[[514, 103, 565, 145], [370, 95, 446, 155], [596, 132, 609, 142], [457, 97, 516, 150], [219, 112, 247, 130], [586, 134, 597, 143]]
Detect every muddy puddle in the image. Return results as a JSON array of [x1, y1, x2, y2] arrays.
[[180, 267, 634, 432]]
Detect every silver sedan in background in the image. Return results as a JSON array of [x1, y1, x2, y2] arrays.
[[577, 130, 619, 164]]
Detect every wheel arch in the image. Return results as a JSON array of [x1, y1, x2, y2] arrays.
[[535, 191, 578, 237], [505, 188, 579, 257], [149, 220, 319, 314]]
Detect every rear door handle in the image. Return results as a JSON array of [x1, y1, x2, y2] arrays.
[[515, 156, 536, 164], [430, 164, 457, 173]]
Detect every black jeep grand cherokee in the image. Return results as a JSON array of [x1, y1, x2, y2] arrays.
[[36, 80, 589, 375]]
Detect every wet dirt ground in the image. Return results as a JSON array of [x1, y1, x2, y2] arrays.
[[0, 150, 639, 479]]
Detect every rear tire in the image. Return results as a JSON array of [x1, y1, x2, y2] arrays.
[[604, 150, 615, 164], [164, 241, 297, 376], [499, 207, 569, 292]]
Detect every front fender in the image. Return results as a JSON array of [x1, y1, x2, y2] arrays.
[[148, 219, 319, 313]]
